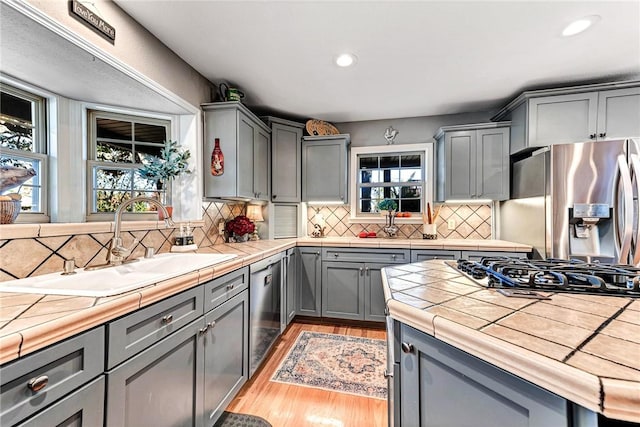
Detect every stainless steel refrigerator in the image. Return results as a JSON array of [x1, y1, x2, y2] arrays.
[[499, 138, 639, 265]]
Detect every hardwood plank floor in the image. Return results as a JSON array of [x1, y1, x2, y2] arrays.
[[226, 321, 388, 427]]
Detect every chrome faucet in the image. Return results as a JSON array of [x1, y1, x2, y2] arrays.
[[86, 197, 174, 270]]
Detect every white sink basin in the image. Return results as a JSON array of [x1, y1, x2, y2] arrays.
[[0, 253, 238, 297]]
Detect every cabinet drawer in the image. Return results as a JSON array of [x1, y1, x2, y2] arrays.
[[106, 286, 204, 369], [204, 266, 248, 312], [322, 248, 410, 264], [0, 327, 105, 427], [16, 376, 105, 427], [411, 249, 462, 262], [461, 250, 529, 261]]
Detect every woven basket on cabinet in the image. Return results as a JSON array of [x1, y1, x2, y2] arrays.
[[0, 200, 21, 224]]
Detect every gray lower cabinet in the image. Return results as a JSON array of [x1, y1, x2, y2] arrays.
[[398, 324, 568, 427], [105, 318, 205, 427], [302, 134, 350, 203], [320, 248, 410, 322], [16, 376, 105, 427], [284, 248, 297, 325], [435, 123, 510, 201], [461, 250, 529, 261], [0, 327, 105, 427], [297, 247, 322, 317], [411, 249, 462, 262], [203, 291, 249, 427], [322, 261, 364, 320]]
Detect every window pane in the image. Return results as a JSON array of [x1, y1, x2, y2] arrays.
[[380, 156, 399, 168], [400, 199, 421, 212], [400, 168, 422, 182], [134, 123, 167, 143], [134, 171, 160, 190], [136, 143, 164, 164], [96, 190, 130, 213], [359, 156, 378, 169], [0, 156, 42, 212], [401, 186, 422, 198], [96, 168, 133, 191], [97, 141, 134, 163], [401, 154, 421, 168], [1, 91, 35, 152], [97, 118, 132, 140], [1, 92, 32, 123], [360, 199, 374, 213]]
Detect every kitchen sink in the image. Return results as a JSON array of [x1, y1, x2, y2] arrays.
[[0, 253, 238, 297]]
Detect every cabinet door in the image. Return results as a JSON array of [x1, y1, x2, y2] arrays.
[[411, 250, 462, 262], [286, 250, 298, 324], [528, 92, 598, 146], [272, 123, 302, 202], [322, 261, 364, 320], [17, 376, 104, 427], [302, 139, 347, 203], [597, 88, 640, 140], [203, 291, 249, 427], [364, 263, 386, 322], [476, 127, 510, 200], [253, 127, 270, 200], [297, 247, 322, 317], [445, 131, 475, 200], [237, 113, 255, 199], [105, 318, 205, 427], [399, 325, 568, 427]]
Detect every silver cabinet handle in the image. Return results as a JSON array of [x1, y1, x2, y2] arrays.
[[161, 315, 173, 324], [401, 342, 414, 354], [226, 283, 235, 290], [199, 323, 211, 334], [316, 251, 320, 256], [359, 267, 364, 273], [334, 253, 339, 258], [208, 321, 216, 329], [383, 369, 393, 378], [365, 267, 370, 274], [27, 375, 48, 392], [391, 254, 396, 259]]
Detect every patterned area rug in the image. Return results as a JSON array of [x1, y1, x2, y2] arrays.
[[213, 411, 272, 427], [271, 331, 387, 399]]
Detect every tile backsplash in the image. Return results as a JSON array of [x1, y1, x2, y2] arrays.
[[306, 204, 492, 239], [0, 202, 243, 281], [0, 202, 490, 281]]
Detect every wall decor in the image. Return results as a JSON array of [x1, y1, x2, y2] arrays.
[[69, 1, 116, 42], [384, 126, 399, 144], [211, 138, 224, 176]]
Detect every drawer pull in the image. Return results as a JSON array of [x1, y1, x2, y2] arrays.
[[199, 324, 210, 334], [208, 321, 216, 329], [226, 283, 235, 290], [401, 342, 414, 354], [391, 254, 397, 259], [334, 253, 339, 258], [27, 375, 49, 392], [161, 315, 173, 324]]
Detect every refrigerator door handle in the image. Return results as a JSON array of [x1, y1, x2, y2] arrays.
[[615, 154, 634, 264], [629, 154, 640, 266]]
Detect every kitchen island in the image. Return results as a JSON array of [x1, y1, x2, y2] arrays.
[[382, 259, 640, 425]]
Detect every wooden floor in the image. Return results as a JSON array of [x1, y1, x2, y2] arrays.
[[226, 321, 388, 427]]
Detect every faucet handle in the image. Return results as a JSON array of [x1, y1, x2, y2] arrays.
[[112, 238, 139, 258]]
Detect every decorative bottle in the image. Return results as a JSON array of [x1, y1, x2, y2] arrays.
[[211, 138, 224, 176]]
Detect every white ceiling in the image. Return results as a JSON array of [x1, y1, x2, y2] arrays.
[[117, 1, 640, 122]]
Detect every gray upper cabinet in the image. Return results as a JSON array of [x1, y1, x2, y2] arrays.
[[203, 102, 271, 201], [493, 83, 640, 154], [264, 117, 305, 203], [435, 123, 510, 201], [302, 134, 350, 203]]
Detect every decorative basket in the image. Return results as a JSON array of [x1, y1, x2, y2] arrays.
[[0, 200, 21, 224]]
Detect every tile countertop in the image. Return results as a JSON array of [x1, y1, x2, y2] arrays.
[[382, 259, 640, 423], [0, 237, 529, 364]]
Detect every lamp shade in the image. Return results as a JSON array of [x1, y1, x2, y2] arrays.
[[246, 205, 264, 222]]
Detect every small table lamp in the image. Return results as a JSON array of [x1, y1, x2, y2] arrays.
[[246, 204, 264, 240]]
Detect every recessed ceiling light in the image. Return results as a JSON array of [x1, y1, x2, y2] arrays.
[[562, 15, 600, 37], [335, 53, 357, 67]]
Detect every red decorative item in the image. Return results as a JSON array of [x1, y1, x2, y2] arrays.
[[225, 215, 255, 236], [211, 138, 224, 176]]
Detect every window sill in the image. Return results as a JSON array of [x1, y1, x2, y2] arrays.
[[348, 215, 424, 225]]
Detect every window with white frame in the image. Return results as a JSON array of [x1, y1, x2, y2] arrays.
[[87, 110, 170, 215], [350, 143, 433, 220], [0, 83, 47, 216]]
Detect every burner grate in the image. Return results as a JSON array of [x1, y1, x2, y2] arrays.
[[455, 257, 640, 296]]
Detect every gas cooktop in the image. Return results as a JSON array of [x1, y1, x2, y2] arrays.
[[451, 257, 640, 297]]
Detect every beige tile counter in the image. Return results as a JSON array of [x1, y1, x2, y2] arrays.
[[382, 260, 640, 423], [0, 237, 530, 361]]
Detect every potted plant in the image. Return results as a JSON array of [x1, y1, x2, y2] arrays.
[[377, 198, 398, 215], [139, 140, 191, 211]]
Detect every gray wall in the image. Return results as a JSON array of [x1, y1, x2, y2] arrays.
[[25, 0, 214, 108], [336, 111, 495, 147]]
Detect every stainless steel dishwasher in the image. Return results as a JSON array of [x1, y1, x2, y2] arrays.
[[249, 253, 283, 377]]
